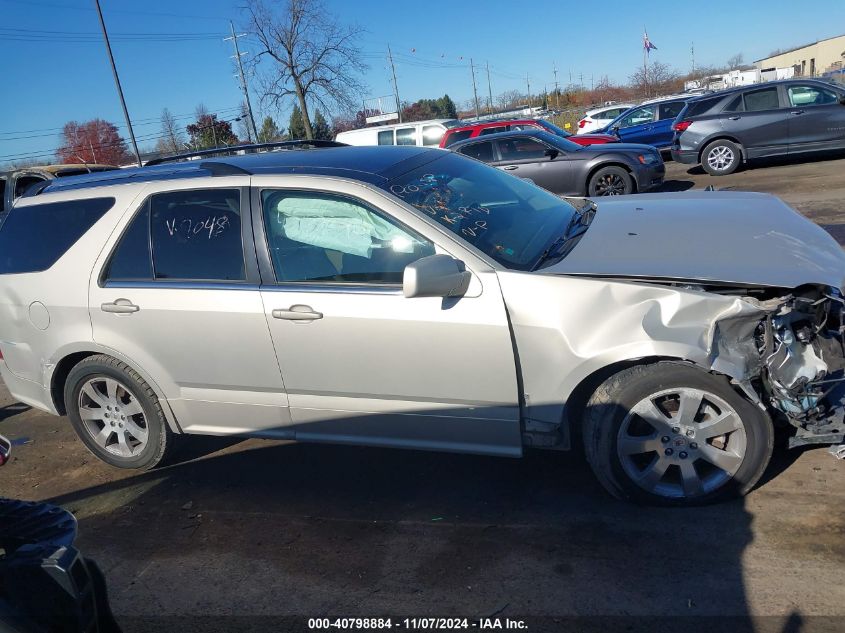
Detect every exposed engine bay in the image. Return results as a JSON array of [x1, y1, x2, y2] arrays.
[[704, 283, 845, 451]]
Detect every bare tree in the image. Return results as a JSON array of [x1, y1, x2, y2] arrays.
[[726, 53, 745, 70], [495, 89, 524, 110], [629, 61, 681, 97], [244, 0, 367, 139], [157, 108, 184, 154]]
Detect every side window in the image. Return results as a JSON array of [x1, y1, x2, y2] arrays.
[[723, 95, 745, 112], [0, 197, 114, 274], [14, 174, 47, 199], [443, 129, 472, 147], [149, 189, 245, 281], [422, 125, 445, 146], [617, 105, 656, 127], [658, 101, 686, 120], [459, 141, 495, 162], [261, 190, 435, 284], [743, 88, 779, 112], [395, 127, 417, 145], [105, 203, 153, 281], [788, 85, 839, 106], [498, 137, 548, 161], [377, 130, 394, 145], [479, 126, 508, 135]]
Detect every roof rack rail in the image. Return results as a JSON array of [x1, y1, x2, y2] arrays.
[[145, 140, 347, 167]]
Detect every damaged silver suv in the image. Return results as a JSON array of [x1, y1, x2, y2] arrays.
[[1, 142, 844, 506]]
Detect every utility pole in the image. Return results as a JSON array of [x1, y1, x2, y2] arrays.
[[579, 72, 583, 88], [691, 41, 696, 76], [526, 74, 531, 109], [387, 44, 402, 123], [470, 58, 480, 119], [486, 61, 493, 114], [225, 21, 258, 143], [93, 0, 141, 166], [591, 75, 594, 92], [553, 62, 559, 109]]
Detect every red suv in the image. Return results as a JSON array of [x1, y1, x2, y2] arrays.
[[439, 118, 618, 148]]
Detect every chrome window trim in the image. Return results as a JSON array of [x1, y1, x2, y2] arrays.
[[103, 280, 259, 291], [259, 282, 403, 295]]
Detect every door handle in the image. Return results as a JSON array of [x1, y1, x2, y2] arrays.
[[790, 110, 804, 115], [101, 298, 139, 314], [502, 165, 518, 170], [728, 115, 741, 120], [272, 304, 323, 321]]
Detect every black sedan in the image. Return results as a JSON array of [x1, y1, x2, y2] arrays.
[[449, 129, 664, 196]]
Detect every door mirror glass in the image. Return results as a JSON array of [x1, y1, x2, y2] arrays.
[[544, 148, 559, 160], [403, 254, 471, 298]]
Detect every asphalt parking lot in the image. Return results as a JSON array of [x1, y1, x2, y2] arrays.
[[2, 153, 845, 632]]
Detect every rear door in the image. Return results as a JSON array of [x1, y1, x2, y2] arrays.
[[652, 100, 687, 148], [785, 83, 845, 153], [612, 104, 658, 145], [724, 86, 789, 158], [89, 181, 291, 436]]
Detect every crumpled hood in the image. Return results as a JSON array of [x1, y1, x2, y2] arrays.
[[542, 191, 845, 288]]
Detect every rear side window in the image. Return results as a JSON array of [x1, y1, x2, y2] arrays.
[[743, 88, 779, 112], [658, 101, 686, 120], [723, 95, 745, 113], [396, 127, 417, 145], [422, 125, 445, 146], [686, 97, 722, 117], [443, 129, 473, 147], [0, 197, 113, 274], [377, 130, 394, 145], [479, 126, 509, 135], [103, 189, 245, 282], [459, 141, 495, 162]]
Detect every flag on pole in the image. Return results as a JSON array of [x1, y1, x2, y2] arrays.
[[643, 30, 657, 54]]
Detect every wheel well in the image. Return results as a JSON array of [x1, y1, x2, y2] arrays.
[[50, 351, 97, 415], [586, 162, 636, 194], [698, 136, 744, 163], [564, 356, 691, 436]]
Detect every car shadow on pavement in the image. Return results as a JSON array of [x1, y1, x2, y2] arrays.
[[39, 402, 825, 632], [0, 402, 30, 422], [655, 179, 696, 193], [686, 149, 845, 177]]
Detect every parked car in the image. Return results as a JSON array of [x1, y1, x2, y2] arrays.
[[671, 79, 845, 175], [440, 119, 618, 148], [595, 96, 690, 150], [449, 129, 664, 196], [0, 164, 117, 218], [335, 119, 459, 148], [1, 143, 843, 506], [576, 103, 636, 134]]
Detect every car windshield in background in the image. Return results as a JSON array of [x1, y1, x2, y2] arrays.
[[536, 119, 572, 138], [383, 152, 577, 270]]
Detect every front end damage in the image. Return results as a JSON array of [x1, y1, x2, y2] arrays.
[[709, 284, 845, 453]]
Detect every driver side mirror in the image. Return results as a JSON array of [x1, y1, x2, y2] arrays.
[[403, 254, 471, 298], [0, 434, 10, 467], [610, 124, 621, 134], [544, 148, 560, 160]]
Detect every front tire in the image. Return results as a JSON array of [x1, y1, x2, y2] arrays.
[[582, 362, 773, 506], [588, 166, 633, 196], [701, 140, 741, 176], [65, 355, 173, 470]]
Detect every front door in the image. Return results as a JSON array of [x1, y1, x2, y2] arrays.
[[253, 184, 522, 456], [613, 104, 658, 145], [494, 136, 575, 194], [785, 83, 845, 153], [89, 184, 291, 435], [724, 86, 790, 158]]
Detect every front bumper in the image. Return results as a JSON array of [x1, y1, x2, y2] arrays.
[[634, 162, 665, 192]]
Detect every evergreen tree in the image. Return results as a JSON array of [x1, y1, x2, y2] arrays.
[[312, 110, 333, 140], [288, 105, 308, 139], [259, 116, 282, 142]]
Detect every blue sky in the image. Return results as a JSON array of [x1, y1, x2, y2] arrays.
[[2, 0, 845, 164]]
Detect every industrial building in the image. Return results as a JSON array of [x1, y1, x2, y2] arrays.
[[754, 33, 845, 78]]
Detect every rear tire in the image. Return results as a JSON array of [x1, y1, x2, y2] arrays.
[[588, 166, 633, 196], [582, 362, 773, 506], [701, 140, 741, 176], [65, 355, 173, 470]]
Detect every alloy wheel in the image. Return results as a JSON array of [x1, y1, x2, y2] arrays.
[[616, 388, 746, 499], [707, 146, 735, 171], [594, 173, 627, 196], [77, 377, 148, 457]]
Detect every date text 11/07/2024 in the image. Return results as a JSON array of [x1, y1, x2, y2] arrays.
[[307, 618, 529, 630]]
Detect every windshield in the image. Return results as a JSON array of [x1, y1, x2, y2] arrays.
[[535, 119, 572, 138], [382, 152, 579, 270]]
